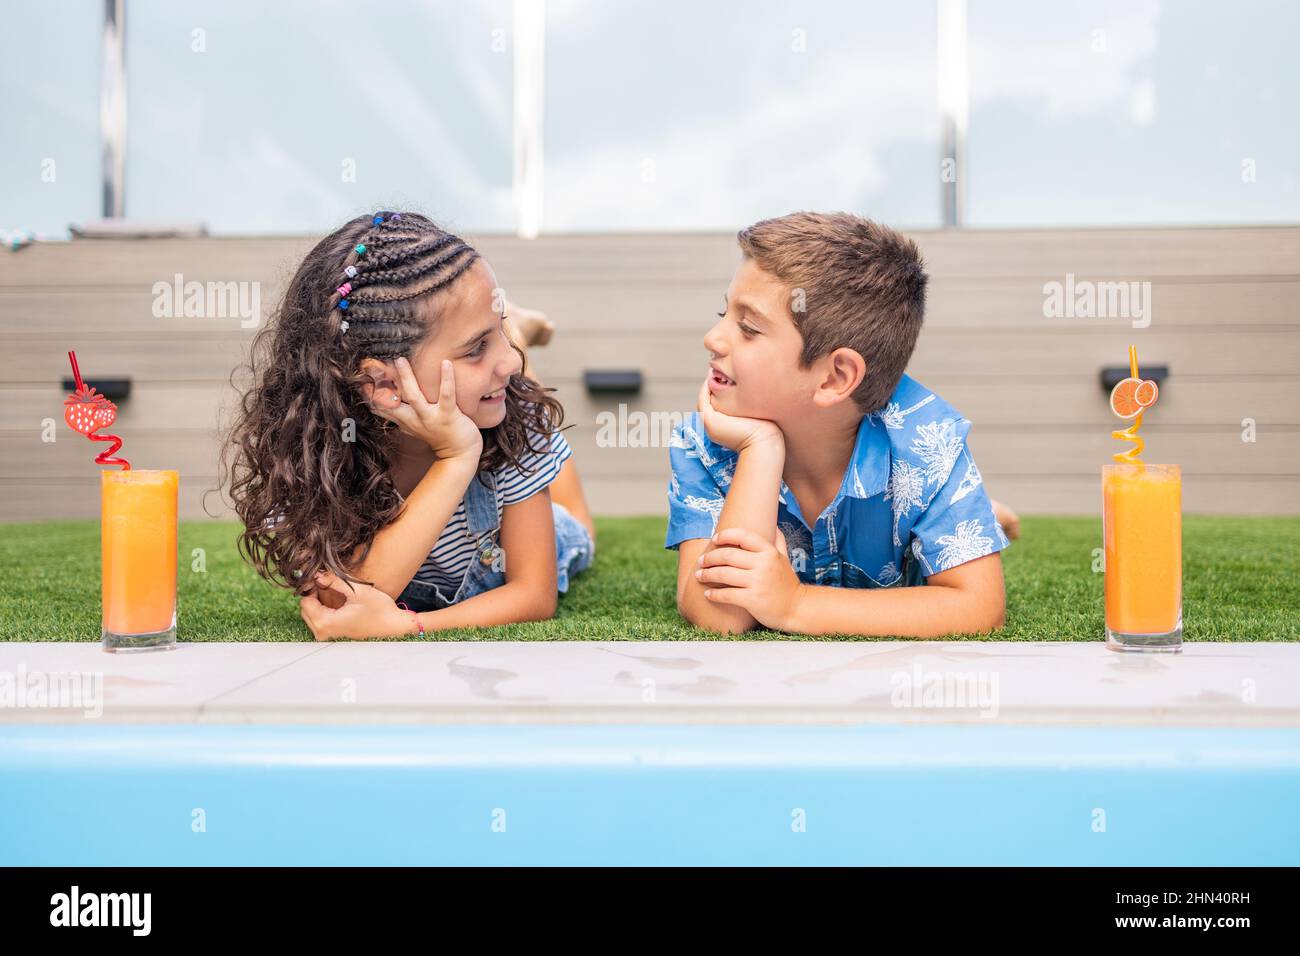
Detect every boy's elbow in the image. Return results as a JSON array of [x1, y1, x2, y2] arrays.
[[981, 594, 1006, 632], [677, 593, 753, 636]]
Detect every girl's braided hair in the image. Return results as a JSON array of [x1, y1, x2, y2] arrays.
[[217, 211, 563, 596]]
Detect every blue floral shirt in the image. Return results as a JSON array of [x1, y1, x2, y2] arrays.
[[665, 373, 1011, 587]]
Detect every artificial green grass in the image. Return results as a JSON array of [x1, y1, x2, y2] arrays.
[[0, 517, 1296, 642]]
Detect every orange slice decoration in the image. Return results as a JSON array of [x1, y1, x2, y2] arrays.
[[1134, 379, 1159, 409], [1109, 377, 1144, 420]]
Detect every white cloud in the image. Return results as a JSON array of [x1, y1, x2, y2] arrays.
[[544, 46, 933, 230], [968, 0, 1161, 117]]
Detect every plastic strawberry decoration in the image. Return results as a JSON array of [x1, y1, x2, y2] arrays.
[[65, 350, 130, 469], [64, 383, 117, 435]]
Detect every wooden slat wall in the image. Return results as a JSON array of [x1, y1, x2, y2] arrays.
[[1, 227, 1297, 521]]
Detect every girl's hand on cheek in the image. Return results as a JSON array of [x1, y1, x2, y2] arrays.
[[298, 571, 416, 641], [696, 378, 783, 454], [373, 357, 483, 464]]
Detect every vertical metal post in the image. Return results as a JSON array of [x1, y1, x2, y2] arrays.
[[101, 0, 127, 218], [937, 0, 967, 227], [513, 0, 545, 238]]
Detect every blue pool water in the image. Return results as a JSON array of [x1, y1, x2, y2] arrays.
[[2, 724, 1297, 866]]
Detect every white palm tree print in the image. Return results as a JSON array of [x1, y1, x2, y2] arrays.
[[684, 493, 724, 519], [668, 425, 718, 467], [911, 419, 963, 486], [884, 459, 925, 546], [872, 394, 935, 430], [715, 458, 736, 488], [934, 519, 995, 571], [949, 456, 983, 505]]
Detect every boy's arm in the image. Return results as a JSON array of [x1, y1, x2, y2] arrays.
[[699, 428, 1010, 636], [676, 434, 785, 634], [787, 552, 1005, 636], [348, 454, 479, 598], [698, 529, 1004, 636], [807, 432, 1007, 636]]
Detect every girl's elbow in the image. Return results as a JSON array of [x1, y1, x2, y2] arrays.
[[525, 589, 558, 622]]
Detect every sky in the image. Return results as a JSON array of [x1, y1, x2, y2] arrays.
[[3, 0, 1296, 235]]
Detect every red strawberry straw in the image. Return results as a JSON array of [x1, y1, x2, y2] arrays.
[[66, 350, 131, 470]]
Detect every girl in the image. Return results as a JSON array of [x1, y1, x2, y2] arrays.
[[221, 211, 595, 640]]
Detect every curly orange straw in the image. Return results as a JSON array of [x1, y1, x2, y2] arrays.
[[1111, 344, 1145, 466]]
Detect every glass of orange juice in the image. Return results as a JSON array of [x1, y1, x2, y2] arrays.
[[101, 469, 178, 652], [1102, 463, 1182, 652]]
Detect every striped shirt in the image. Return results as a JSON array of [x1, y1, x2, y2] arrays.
[[402, 429, 572, 592]]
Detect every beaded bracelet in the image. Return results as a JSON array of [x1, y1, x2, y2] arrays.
[[395, 601, 426, 638]]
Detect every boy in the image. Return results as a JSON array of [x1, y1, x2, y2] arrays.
[[666, 211, 1012, 637]]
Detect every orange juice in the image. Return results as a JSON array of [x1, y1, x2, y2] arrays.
[[1102, 463, 1182, 647], [101, 469, 178, 648]]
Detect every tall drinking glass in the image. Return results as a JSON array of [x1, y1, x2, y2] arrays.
[[101, 469, 178, 652], [1102, 463, 1182, 652]]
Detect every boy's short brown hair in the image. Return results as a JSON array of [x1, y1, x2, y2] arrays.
[[736, 211, 927, 413]]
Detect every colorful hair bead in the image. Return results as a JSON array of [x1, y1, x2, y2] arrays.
[[339, 299, 350, 310], [389, 213, 402, 221], [344, 265, 358, 278], [373, 215, 385, 225], [339, 320, 349, 333], [337, 282, 352, 297], [354, 244, 366, 255]]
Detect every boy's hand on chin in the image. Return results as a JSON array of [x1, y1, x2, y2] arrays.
[[696, 379, 783, 454], [696, 527, 805, 632], [299, 570, 414, 641]]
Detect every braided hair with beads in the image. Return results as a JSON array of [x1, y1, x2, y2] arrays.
[[218, 210, 565, 596]]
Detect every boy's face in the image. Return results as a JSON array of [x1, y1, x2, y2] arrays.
[[703, 257, 821, 425]]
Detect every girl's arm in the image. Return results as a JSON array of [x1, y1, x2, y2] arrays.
[[415, 488, 559, 629], [350, 454, 479, 598], [300, 488, 558, 640], [348, 355, 485, 597]]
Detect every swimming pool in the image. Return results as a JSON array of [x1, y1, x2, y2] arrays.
[[2, 723, 1297, 866]]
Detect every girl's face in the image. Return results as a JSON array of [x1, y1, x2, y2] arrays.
[[414, 259, 522, 428], [363, 258, 523, 430]]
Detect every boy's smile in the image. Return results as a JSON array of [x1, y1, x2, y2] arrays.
[[707, 364, 736, 392]]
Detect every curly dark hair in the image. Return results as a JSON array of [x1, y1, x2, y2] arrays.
[[217, 211, 564, 596]]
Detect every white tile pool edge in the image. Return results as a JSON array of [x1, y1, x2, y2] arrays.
[[1, 640, 1298, 727]]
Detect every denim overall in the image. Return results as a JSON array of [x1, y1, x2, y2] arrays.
[[394, 471, 593, 613]]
